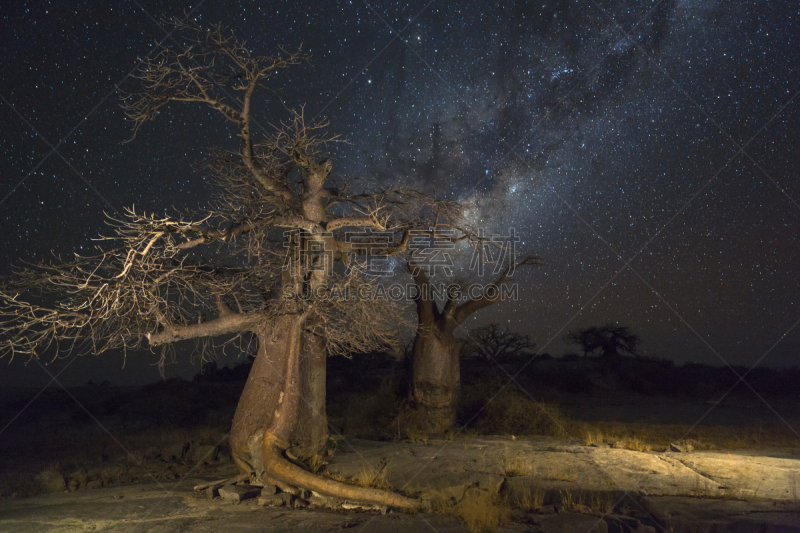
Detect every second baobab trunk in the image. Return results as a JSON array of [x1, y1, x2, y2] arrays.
[[405, 256, 537, 434], [410, 306, 462, 434]]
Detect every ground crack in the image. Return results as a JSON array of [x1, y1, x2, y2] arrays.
[[659, 455, 721, 487]]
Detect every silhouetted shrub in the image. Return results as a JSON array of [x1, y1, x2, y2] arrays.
[[469, 388, 565, 437]]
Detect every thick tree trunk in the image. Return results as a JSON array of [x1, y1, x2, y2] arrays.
[[230, 313, 327, 473], [230, 313, 421, 511], [410, 319, 461, 432], [405, 257, 531, 433]]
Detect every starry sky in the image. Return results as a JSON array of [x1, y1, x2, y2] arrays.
[[1, 0, 798, 387]]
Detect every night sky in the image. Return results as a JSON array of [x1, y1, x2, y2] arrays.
[[1, 0, 798, 387]]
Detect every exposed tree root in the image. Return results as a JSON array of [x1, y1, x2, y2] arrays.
[[261, 433, 423, 511]]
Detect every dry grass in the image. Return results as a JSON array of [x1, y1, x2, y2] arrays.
[[559, 490, 590, 513], [571, 420, 799, 453], [544, 465, 578, 482], [340, 380, 404, 440], [432, 490, 512, 533], [340, 370, 799, 455], [0, 423, 232, 498], [559, 490, 616, 516], [468, 389, 567, 438], [321, 467, 390, 490], [507, 486, 545, 512], [2, 423, 217, 471], [619, 436, 651, 452], [581, 429, 605, 447], [578, 426, 651, 452], [322, 470, 349, 483], [390, 399, 458, 443], [0, 472, 43, 498], [502, 456, 533, 477], [354, 467, 391, 490], [305, 454, 327, 474]]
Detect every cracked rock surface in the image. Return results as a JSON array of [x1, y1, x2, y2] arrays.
[[1, 436, 798, 532]]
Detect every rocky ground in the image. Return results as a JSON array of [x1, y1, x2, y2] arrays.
[[1, 435, 798, 532], [2, 358, 799, 531]]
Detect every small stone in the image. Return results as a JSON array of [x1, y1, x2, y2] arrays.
[[38, 470, 66, 493], [342, 502, 381, 511], [309, 494, 329, 507], [257, 495, 274, 507], [218, 484, 260, 502], [258, 492, 294, 507], [261, 484, 278, 496], [292, 498, 309, 509], [309, 493, 343, 509], [67, 468, 88, 491]]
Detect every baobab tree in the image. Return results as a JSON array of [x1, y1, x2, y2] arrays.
[[461, 323, 537, 361], [0, 22, 424, 509], [404, 225, 537, 433], [567, 324, 640, 359]]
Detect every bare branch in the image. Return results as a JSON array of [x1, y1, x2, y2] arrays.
[[452, 255, 539, 325], [2, 23, 438, 373], [146, 310, 263, 346]]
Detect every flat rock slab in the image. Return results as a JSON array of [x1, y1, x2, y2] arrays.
[[2, 484, 796, 533], [663, 452, 800, 500], [0, 480, 469, 533], [641, 496, 800, 533], [325, 436, 800, 502], [1, 437, 798, 532]]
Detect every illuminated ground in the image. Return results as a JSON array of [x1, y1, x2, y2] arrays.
[[1, 435, 798, 532]]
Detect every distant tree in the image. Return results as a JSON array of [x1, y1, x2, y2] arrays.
[[462, 323, 536, 360], [567, 324, 640, 359]]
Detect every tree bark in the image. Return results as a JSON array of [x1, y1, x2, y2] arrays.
[[407, 259, 533, 432], [229, 312, 422, 511], [230, 313, 327, 473], [405, 264, 462, 433], [410, 317, 461, 433]]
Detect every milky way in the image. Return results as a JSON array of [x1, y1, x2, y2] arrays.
[[1, 0, 798, 386]]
